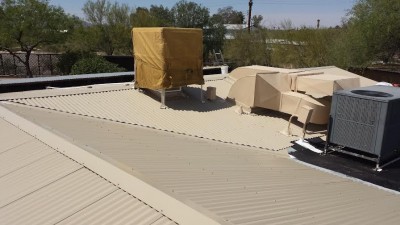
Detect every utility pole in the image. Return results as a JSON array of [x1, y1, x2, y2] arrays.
[[247, 0, 253, 33], [317, 19, 320, 29]]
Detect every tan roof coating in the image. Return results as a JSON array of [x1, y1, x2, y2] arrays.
[[0, 117, 177, 225], [5, 80, 321, 151], [4, 102, 400, 225]]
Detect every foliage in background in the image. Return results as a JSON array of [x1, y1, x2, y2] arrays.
[[269, 21, 339, 68], [215, 6, 245, 24], [0, 0, 73, 77], [252, 15, 264, 28], [224, 29, 270, 67], [330, 0, 400, 68], [57, 51, 95, 75], [82, 0, 132, 55], [130, 5, 174, 27], [71, 55, 126, 74], [172, 0, 209, 28]]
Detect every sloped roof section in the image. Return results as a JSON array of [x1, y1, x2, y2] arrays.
[[5, 102, 400, 225], [0, 117, 177, 225]]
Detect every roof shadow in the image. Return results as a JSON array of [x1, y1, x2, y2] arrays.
[[251, 107, 328, 133], [143, 86, 233, 112]]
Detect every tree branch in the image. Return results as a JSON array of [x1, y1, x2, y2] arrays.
[[0, 46, 25, 64]]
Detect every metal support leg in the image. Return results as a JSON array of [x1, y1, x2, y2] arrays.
[[301, 123, 308, 140], [160, 89, 166, 109], [200, 85, 205, 103], [280, 115, 296, 136]]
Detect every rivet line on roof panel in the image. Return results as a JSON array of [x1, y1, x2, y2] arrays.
[[5, 87, 133, 101], [8, 100, 294, 151]]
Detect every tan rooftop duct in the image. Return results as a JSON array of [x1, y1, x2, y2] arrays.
[[227, 67, 331, 125], [227, 65, 377, 126]]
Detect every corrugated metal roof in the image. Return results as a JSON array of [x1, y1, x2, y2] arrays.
[[6, 79, 321, 151], [5, 102, 400, 225], [0, 117, 177, 225], [57, 190, 171, 225]]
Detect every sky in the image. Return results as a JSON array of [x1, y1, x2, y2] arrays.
[[49, 0, 357, 28]]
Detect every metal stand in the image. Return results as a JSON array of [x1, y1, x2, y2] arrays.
[[324, 144, 400, 171], [200, 85, 205, 103], [160, 89, 166, 109]]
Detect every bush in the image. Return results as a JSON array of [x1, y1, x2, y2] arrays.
[[70, 56, 126, 75], [224, 29, 271, 67], [57, 51, 95, 75]]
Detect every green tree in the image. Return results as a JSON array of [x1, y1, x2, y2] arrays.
[[0, 0, 72, 77], [130, 7, 159, 27], [215, 6, 244, 24], [224, 29, 270, 67], [130, 5, 174, 27], [172, 0, 209, 28], [332, 0, 400, 68], [82, 0, 132, 55], [149, 5, 174, 27], [252, 15, 263, 28]]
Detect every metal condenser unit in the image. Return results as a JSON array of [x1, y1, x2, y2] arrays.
[[326, 85, 400, 168]]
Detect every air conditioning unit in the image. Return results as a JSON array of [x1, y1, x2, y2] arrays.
[[327, 85, 400, 167]]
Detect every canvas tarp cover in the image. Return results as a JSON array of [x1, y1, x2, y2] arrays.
[[132, 27, 204, 89]]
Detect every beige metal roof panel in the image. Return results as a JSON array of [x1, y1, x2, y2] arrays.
[[58, 190, 173, 225], [0, 119, 34, 153], [0, 139, 54, 177], [0, 107, 214, 225], [0, 168, 118, 225], [0, 116, 179, 225], [6, 103, 400, 225], [0, 152, 82, 207], [6, 79, 321, 151]]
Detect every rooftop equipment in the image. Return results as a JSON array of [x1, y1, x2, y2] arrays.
[[132, 28, 204, 108], [325, 85, 400, 169]]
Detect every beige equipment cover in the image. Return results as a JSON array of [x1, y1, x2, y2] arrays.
[[228, 67, 330, 124], [132, 27, 204, 90]]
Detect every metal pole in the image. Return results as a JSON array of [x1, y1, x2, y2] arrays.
[[248, 0, 253, 33], [37, 54, 41, 75], [13, 55, 17, 76], [0, 54, 4, 75], [49, 54, 54, 75]]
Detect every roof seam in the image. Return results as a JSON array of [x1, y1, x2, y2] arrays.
[[0, 151, 57, 180], [0, 138, 34, 155], [53, 188, 120, 225], [149, 215, 171, 225], [0, 167, 85, 209], [1, 87, 133, 101], [7, 101, 283, 151]]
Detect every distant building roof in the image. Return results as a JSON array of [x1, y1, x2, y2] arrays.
[[224, 24, 246, 30]]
